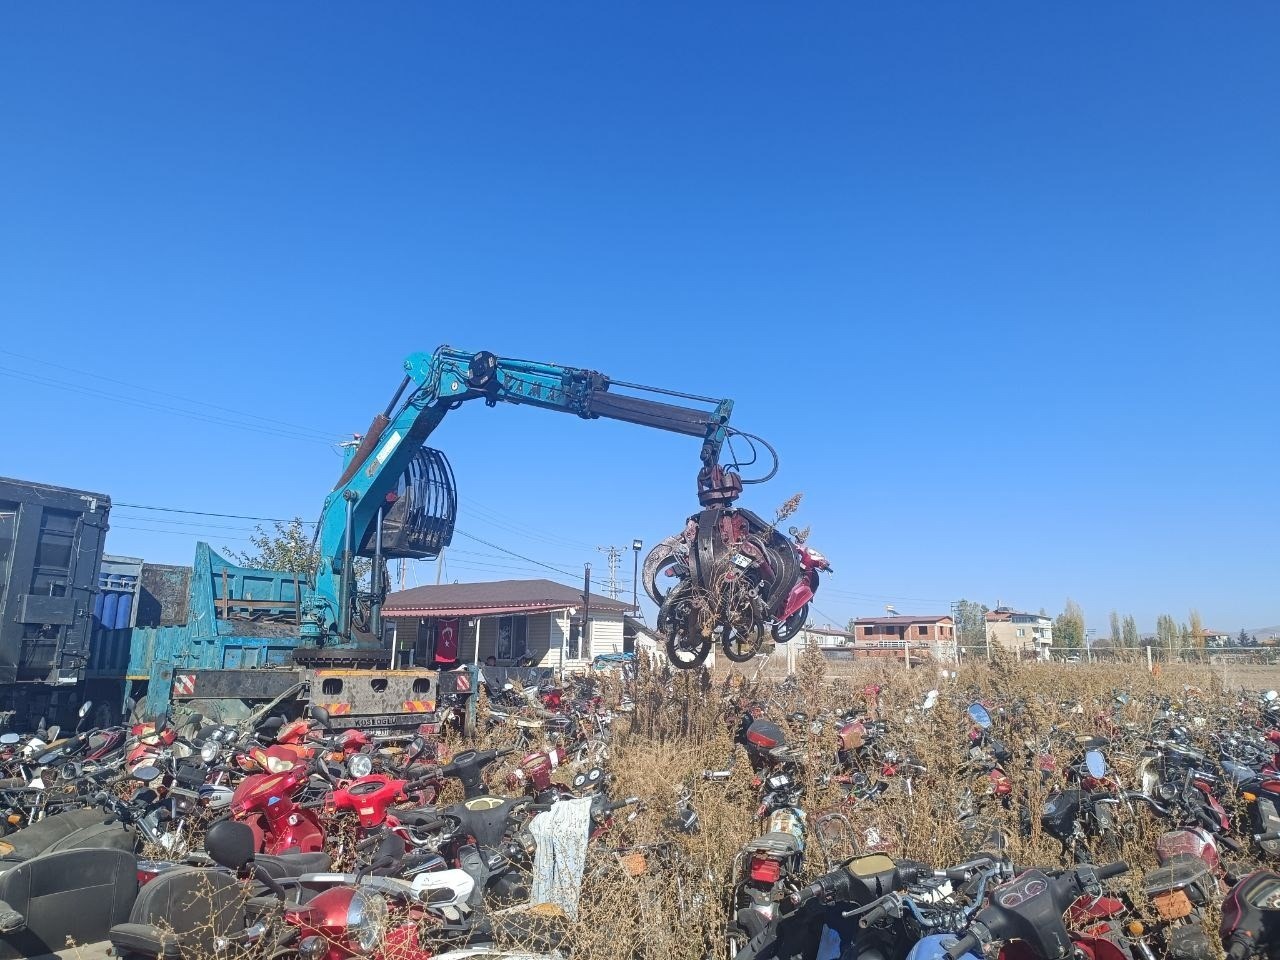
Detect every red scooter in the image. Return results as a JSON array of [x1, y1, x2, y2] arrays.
[[770, 535, 833, 642], [230, 760, 327, 854]]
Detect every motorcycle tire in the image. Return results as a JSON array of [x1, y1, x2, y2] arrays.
[[660, 589, 713, 669], [720, 621, 764, 663], [771, 603, 810, 643]]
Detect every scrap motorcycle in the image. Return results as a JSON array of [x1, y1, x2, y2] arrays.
[[645, 501, 831, 669]]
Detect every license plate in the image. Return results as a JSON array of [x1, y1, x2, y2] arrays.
[[731, 553, 752, 569]]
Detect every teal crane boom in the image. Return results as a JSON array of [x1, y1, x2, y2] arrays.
[[299, 347, 740, 662]]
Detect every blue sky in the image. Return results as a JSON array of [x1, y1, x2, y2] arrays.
[[1, 3, 1277, 635]]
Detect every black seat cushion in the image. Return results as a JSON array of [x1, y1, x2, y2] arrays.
[[254, 851, 332, 880], [0, 808, 108, 864], [0, 847, 137, 960], [113, 866, 246, 958]]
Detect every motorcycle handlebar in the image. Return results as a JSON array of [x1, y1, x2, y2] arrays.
[[945, 932, 983, 960], [1257, 830, 1280, 843], [858, 899, 892, 929]]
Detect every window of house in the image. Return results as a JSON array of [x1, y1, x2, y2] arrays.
[[1016, 628, 1025, 637], [917, 625, 927, 636], [497, 616, 528, 661], [567, 621, 581, 659], [864, 626, 876, 636]]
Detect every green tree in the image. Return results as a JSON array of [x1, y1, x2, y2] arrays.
[[226, 518, 316, 574], [1188, 609, 1204, 650], [1156, 614, 1179, 652], [1239, 628, 1252, 647], [1109, 610, 1123, 648], [953, 600, 990, 650], [1054, 598, 1086, 651], [1122, 615, 1139, 649]]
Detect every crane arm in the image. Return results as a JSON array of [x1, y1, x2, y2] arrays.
[[304, 347, 742, 648]]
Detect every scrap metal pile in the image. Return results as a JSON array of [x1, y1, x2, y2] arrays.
[[7, 668, 1280, 960]]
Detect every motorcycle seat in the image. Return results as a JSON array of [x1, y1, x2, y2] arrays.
[[254, 850, 333, 879], [110, 865, 246, 959]]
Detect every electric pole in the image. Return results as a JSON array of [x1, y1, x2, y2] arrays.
[[597, 545, 623, 600]]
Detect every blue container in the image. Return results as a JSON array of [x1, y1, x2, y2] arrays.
[[102, 592, 120, 633], [115, 592, 133, 630], [93, 591, 105, 625]]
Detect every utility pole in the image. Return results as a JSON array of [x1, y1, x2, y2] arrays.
[[436, 549, 447, 585], [596, 545, 623, 600], [582, 563, 592, 662], [631, 539, 643, 617]]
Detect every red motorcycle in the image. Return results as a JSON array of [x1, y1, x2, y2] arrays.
[[230, 761, 327, 854], [770, 533, 833, 642]]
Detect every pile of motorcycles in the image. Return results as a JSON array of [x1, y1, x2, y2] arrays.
[[705, 685, 1280, 960], [9, 679, 1280, 960], [0, 671, 638, 960], [643, 507, 832, 668]]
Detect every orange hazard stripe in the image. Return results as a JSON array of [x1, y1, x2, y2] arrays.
[[401, 700, 434, 712], [319, 703, 353, 715]]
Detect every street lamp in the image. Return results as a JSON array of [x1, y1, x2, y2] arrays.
[[631, 539, 643, 617]]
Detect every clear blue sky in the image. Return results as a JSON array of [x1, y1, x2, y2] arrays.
[[2, 3, 1277, 636]]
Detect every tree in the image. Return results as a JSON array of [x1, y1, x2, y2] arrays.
[[1109, 610, 1123, 648], [953, 600, 989, 650], [1156, 614, 1179, 652], [1240, 628, 1253, 647], [1188, 609, 1204, 650], [226, 518, 316, 573], [1054, 599, 1086, 651], [1122, 615, 1139, 649]]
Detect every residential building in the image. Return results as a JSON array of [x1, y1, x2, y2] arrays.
[[855, 615, 956, 662], [985, 607, 1053, 659], [1202, 628, 1232, 648], [793, 625, 856, 647], [382, 579, 631, 670]]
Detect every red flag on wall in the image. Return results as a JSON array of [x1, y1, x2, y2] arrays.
[[435, 618, 460, 663]]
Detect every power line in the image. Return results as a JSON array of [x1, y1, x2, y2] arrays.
[[114, 502, 315, 524], [451, 529, 578, 579], [0, 349, 341, 443]]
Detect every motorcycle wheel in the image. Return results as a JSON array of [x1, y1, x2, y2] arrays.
[[660, 589, 713, 669], [720, 617, 764, 663], [771, 603, 810, 643]]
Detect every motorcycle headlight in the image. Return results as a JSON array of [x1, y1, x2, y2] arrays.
[[200, 743, 218, 764], [347, 890, 387, 953], [265, 755, 294, 774], [347, 754, 373, 779]]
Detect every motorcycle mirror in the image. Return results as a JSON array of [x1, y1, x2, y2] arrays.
[[788, 526, 799, 536], [154, 712, 170, 734], [967, 703, 992, 730], [307, 705, 332, 730], [1085, 750, 1107, 778], [0, 733, 18, 745], [260, 715, 285, 732], [79, 701, 93, 719], [46, 725, 61, 743], [205, 819, 256, 872], [132, 764, 162, 784], [922, 690, 939, 711]]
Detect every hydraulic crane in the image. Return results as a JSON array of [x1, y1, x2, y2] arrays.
[[297, 347, 767, 667]]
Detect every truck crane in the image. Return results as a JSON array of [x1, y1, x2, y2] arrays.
[[300, 346, 764, 664], [146, 346, 780, 731]]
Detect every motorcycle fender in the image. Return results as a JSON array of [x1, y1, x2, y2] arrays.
[[908, 934, 981, 960], [781, 580, 814, 620]]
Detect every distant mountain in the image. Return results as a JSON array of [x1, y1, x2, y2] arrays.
[[1249, 626, 1280, 641]]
